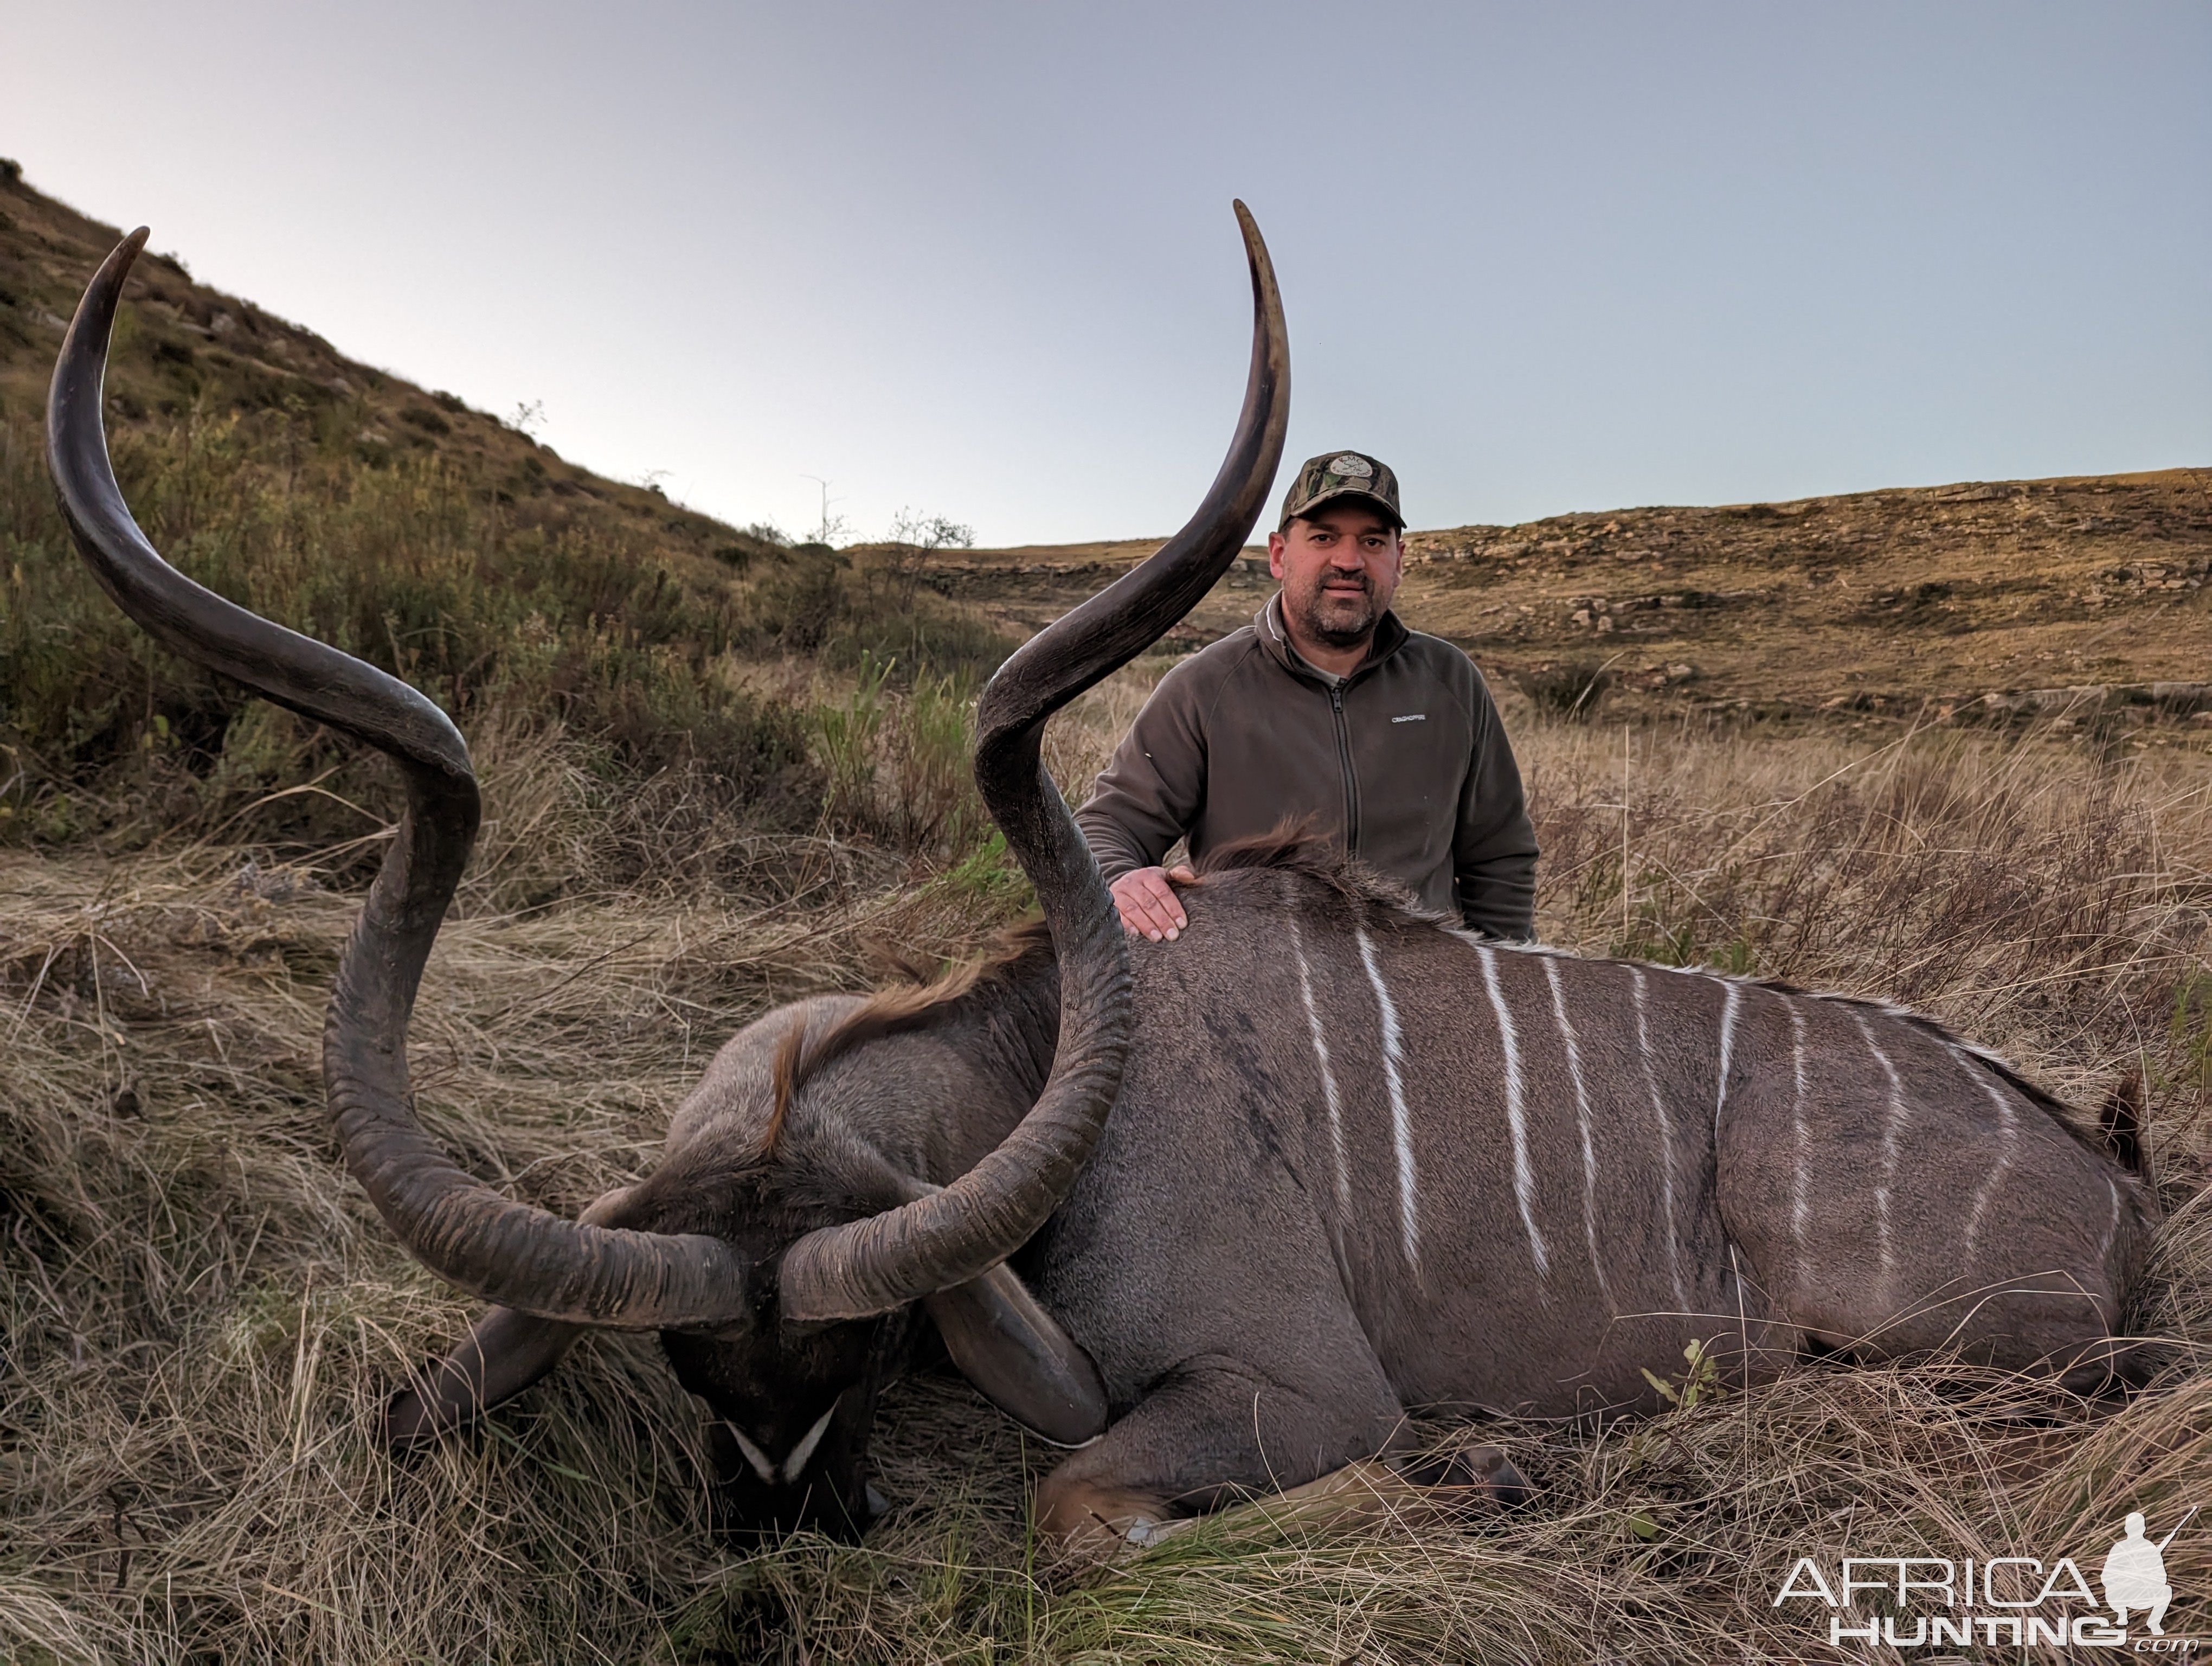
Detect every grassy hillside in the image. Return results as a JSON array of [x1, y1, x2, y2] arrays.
[[0, 162, 1011, 871]]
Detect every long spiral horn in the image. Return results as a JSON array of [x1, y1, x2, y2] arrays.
[[48, 229, 756, 1327], [777, 200, 1291, 1319]]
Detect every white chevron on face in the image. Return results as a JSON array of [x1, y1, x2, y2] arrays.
[[725, 1405, 836, 1486]]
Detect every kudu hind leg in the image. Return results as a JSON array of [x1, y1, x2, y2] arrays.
[[383, 1186, 636, 1450]]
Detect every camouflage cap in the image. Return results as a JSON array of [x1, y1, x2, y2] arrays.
[[1278, 450, 1403, 531]]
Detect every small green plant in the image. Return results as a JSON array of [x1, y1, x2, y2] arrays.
[[1641, 1336, 1725, 1409], [936, 829, 1032, 911], [1709, 933, 1757, 976], [1615, 918, 1700, 966], [815, 650, 892, 829]]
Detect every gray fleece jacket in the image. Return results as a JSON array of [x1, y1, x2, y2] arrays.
[[1075, 597, 1539, 939]]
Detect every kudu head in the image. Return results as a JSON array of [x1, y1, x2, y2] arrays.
[[48, 208, 1289, 1536]]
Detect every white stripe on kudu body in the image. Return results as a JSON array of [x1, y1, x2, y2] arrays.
[[1788, 1000, 1811, 1298], [1950, 1043, 2018, 1264], [2098, 1175, 2121, 1277], [1355, 928, 1420, 1268], [1848, 1006, 1908, 1296], [1714, 981, 1742, 1138], [1545, 959, 1617, 1312], [1477, 945, 1550, 1276], [1628, 967, 1689, 1310], [1288, 917, 1353, 1227]]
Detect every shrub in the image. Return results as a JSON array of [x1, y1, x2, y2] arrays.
[[1517, 656, 1615, 719], [748, 543, 1012, 682]]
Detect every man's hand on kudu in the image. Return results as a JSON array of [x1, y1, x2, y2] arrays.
[[1110, 864, 1195, 941]]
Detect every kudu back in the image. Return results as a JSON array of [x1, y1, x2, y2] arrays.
[[47, 211, 2151, 1551]]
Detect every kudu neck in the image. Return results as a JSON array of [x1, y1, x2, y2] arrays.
[[933, 949, 1063, 1183]]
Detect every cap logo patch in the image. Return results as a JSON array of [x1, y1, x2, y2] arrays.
[[1329, 453, 1374, 478]]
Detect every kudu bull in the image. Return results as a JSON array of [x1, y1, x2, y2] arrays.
[[48, 209, 2151, 1549]]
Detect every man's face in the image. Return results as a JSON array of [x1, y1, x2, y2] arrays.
[[1268, 502, 1405, 651]]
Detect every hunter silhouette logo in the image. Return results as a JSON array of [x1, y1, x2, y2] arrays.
[[2105, 1508, 2195, 1636], [1773, 1509, 2200, 1649]]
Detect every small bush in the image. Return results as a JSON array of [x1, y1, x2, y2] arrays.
[[815, 650, 993, 866], [1517, 656, 1614, 719], [749, 543, 1012, 682]]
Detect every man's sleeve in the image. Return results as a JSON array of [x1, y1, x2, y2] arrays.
[[1073, 659, 1211, 882], [1454, 670, 1539, 940]]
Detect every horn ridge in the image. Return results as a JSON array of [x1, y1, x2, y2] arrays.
[[777, 200, 1292, 1319], [48, 231, 754, 1328]]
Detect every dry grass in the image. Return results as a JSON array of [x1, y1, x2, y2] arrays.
[[5, 689, 2212, 1663]]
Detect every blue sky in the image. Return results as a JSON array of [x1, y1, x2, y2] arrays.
[[5, 2, 2206, 544]]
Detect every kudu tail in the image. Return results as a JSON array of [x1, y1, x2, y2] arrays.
[[2095, 1066, 2147, 1176]]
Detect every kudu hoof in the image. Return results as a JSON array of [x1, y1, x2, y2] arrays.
[[1392, 1441, 1531, 1511]]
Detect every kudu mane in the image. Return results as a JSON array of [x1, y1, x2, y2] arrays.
[[769, 918, 1060, 1152]]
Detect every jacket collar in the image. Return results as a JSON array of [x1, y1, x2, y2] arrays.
[[1256, 593, 1409, 687]]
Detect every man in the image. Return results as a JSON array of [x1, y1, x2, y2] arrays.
[[1077, 450, 1538, 941]]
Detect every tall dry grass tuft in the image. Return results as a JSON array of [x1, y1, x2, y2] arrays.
[[4, 694, 2211, 1662]]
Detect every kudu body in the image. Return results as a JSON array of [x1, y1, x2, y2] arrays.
[[48, 212, 2149, 1549]]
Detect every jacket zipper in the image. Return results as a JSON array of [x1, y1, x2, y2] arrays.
[[1330, 684, 1361, 857]]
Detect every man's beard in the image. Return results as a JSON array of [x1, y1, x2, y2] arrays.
[[1290, 574, 1380, 650]]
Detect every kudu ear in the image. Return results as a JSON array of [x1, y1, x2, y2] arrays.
[[383, 1187, 636, 1451], [923, 1264, 1108, 1447]]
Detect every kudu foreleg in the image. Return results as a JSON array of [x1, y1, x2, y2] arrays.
[[383, 1186, 636, 1450], [1040, 1445, 1527, 1556], [1031, 1353, 1525, 1556]]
